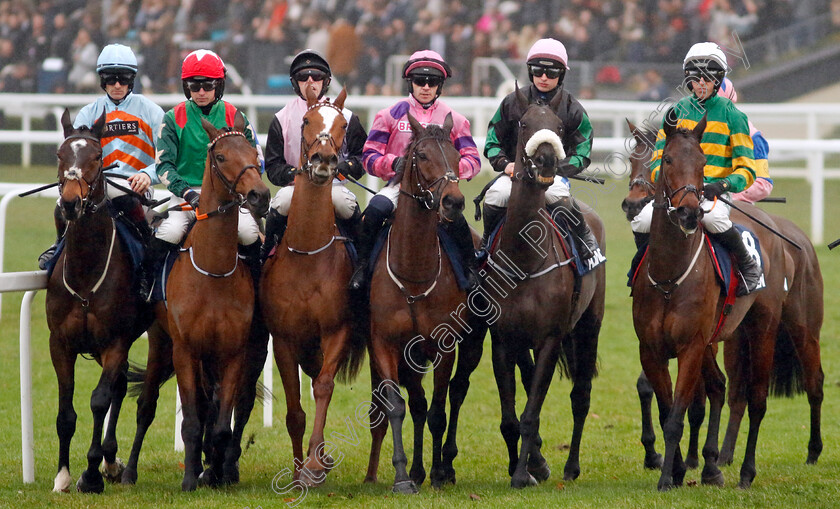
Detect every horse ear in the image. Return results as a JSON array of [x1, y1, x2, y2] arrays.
[[692, 114, 707, 143], [333, 87, 347, 110], [514, 81, 529, 113], [442, 112, 454, 136], [662, 107, 678, 140], [201, 117, 219, 140], [548, 85, 564, 109], [304, 86, 319, 108], [90, 109, 107, 139], [233, 110, 246, 132], [407, 112, 423, 136], [60, 108, 73, 138]]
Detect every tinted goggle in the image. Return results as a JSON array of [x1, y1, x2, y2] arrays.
[[293, 69, 328, 82], [529, 65, 564, 79], [101, 74, 135, 86], [186, 79, 219, 92], [410, 75, 443, 88], [684, 66, 725, 83]]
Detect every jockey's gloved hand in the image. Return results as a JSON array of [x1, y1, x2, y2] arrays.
[[703, 180, 729, 201], [183, 189, 201, 210], [336, 160, 358, 179], [392, 156, 406, 175], [556, 162, 579, 177]]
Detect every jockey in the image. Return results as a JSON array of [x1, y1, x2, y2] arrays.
[[349, 49, 482, 291], [38, 43, 164, 270], [262, 49, 367, 262], [631, 42, 763, 295], [137, 49, 264, 300], [719, 77, 773, 203], [483, 38, 599, 260]]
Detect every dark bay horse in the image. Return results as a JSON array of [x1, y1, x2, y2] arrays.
[[164, 112, 269, 491], [632, 116, 787, 490], [623, 120, 824, 469], [47, 109, 154, 493], [486, 87, 605, 488], [365, 113, 486, 493], [260, 87, 366, 487]]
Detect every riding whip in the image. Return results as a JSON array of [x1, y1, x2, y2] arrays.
[[717, 195, 802, 251]]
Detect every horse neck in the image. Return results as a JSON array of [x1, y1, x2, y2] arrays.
[[498, 173, 550, 269], [390, 192, 441, 280], [190, 162, 240, 270], [63, 203, 115, 285], [647, 197, 704, 281], [285, 173, 336, 251]]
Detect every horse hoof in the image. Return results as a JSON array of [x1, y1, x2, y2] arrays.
[[511, 473, 538, 489], [392, 480, 419, 494], [198, 468, 221, 488], [120, 467, 137, 485], [806, 454, 820, 465], [182, 476, 198, 492], [737, 477, 753, 490], [301, 468, 327, 488], [717, 452, 734, 466], [409, 468, 426, 487], [430, 467, 455, 488], [100, 457, 126, 483], [363, 475, 378, 484], [644, 453, 664, 470], [528, 459, 551, 482], [53, 467, 73, 493], [685, 455, 700, 470], [657, 477, 675, 492], [702, 470, 725, 487], [562, 465, 579, 482], [76, 470, 105, 494]]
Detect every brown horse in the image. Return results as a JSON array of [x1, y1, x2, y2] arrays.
[[164, 112, 269, 491], [486, 87, 605, 488], [46, 109, 154, 493], [633, 116, 788, 490], [365, 112, 486, 493], [623, 120, 824, 469], [260, 87, 366, 487]]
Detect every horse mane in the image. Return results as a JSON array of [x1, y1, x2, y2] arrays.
[[391, 123, 451, 186]]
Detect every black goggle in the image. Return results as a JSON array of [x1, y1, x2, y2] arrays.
[[293, 69, 328, 82], [101, 74, 134, 86], [529, 65, 563, 79], [410, 75, 443, 88], [186, 80, 219, 92], [684, 67, 725, 83]]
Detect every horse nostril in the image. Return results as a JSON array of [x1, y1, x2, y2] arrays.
[[442, 194, 465, 211], [621, 199, 630, 213]]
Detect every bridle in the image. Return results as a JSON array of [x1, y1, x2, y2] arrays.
[[205, 129, 260, 213], [399, 134, 459, 213], [514, 117, 562, 186], [298, 100, 344, 185], [651, 138, 704, 227], [58, 133, 108, 215]]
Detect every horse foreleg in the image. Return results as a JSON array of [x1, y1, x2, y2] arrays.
[[720, 337, 745, 466], [639, 345, 676, 491], [364, 360, 388, 484], [515, 348, 549, 480], [700, 346, 725, 486], [50, 338, 77, 493], [428, 356, 455, 489], [636, 371, 663, 469], [174, 344, 202, 492], [491, 334, 519, 478], [100, 357, 129, 484], [275, 342, 306, 481], [405, 373, 428, 487], [685, 382, 706, 470], [207, 355, 243, 488]]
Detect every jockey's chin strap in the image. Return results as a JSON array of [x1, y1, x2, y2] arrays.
[[200, 129, 260, 220], [297, 100, 344, 185], [399, 136, 459, 213]]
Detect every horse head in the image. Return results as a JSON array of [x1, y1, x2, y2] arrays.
[[401, 112, 464, 223], [200, 112, 270, 216], [56, 108, 106, 221], [621, 119, 657, 221], [513, 82, 565, 187], [657, 113, 707, 235], [300, 87, 348, 186]]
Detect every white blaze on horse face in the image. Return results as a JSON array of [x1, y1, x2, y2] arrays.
[[317, 106, 341, 144], [525, 129, 565, 159], [63, 139, 91, 180]]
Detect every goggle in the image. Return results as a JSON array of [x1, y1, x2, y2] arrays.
[[410, 75, 443, 88], [293, 69, 328, 82], [101, 74, 134, 86], [529, 65, 563, 79], [186, 79, 219, 92], [684, 66, 725, 83]]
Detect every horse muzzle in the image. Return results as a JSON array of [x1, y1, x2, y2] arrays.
[[621, 197, 647, 222], [675, 205, 703, 235], [439, 192, 465, 223], [60, 196, 82, 221], [246, 187, 270, 217]]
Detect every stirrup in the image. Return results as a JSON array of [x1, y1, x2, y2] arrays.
[[348, 263, 368, 291], [38, 244, 58, 270]]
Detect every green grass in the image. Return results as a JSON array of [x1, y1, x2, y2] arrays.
[[1, 166, 840, 507]]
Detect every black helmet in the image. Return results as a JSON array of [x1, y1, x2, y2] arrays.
[[289, 49, 331, 99]]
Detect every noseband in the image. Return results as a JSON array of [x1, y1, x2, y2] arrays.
[[298, 101, 344, 185], [651, 151, 704, 226], [58, 134, 107, 215], [207, 129, 260, 208], [400, 135, 459, 211]]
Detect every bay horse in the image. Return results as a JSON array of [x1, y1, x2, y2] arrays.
[[164, 112, 269, 491], [365, 112, 486, 493], [633, 116, 787, 490], [623, 120, 824, 469], [260, 87, 366, 487], [486, 87, 605, 488], [47, 109, 154, 493]]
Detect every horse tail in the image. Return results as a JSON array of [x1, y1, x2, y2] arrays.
[[337, 297, 369, 384], [127, 360, 176, 398], [561, 316, 601, 383], [770, 325, 805, 397]]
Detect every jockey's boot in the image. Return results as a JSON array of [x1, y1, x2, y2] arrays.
[[138, 237, 177, 301], [112, 195, 152, 242], [480, 204, 507, 253], [38, 204, 66, 270], [633, 232, 650, 251], [548, 196, 599, 261], [348, 203, 389, 291], [239, 240, 262, 294], [711, 226, 764, 296], [260, 209, 287, 264], [444, 213, 480, 291]]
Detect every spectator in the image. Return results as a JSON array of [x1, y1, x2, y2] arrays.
[[67, 28, 99, 93]]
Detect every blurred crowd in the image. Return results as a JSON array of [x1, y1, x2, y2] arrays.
[[0, 0, 835, 96]]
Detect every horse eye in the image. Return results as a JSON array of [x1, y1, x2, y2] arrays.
[[216, 154, 225, 163], [417, 151, 428, 161], [303, 118, 309, 126], [663, 155, 672, 165]]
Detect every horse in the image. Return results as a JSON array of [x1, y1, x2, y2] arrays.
[[260, 87, 366, 487], [623, 120, 824, 469], [162, 111, 269, 491], [46, 109, 154, 493], [632, 116, 788, 490], [364, 112, 487, 493], [485, 87, 605, 488]]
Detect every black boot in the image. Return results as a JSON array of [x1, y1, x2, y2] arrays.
[[260, 209, 287, 263], [38, 205, 66, 270], [348, 204, 389, 291], [138, 237, 177, 301], [633, 232, 650, 251], [480, 204, 507, 251], [112, 195, 152, 242], [239, 240, 262, 294], [548, 196, 599, 261], [444, 214, 480, 291], [711, 226, 764, 296]]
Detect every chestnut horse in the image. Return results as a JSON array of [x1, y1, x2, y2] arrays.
[[47, 109, 154, 493], [633, 116, 788, 490], [486, 87, 605, 488], [365, 113, 487, 493], [164, 112, 269, 491], [623, 120, 824, 469], [260, 87, 366, 487]]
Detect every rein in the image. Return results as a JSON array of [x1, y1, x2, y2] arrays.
[[398, 135, 459, 213], [385, 226, 442, 304], [62, 216, 118, 310]]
